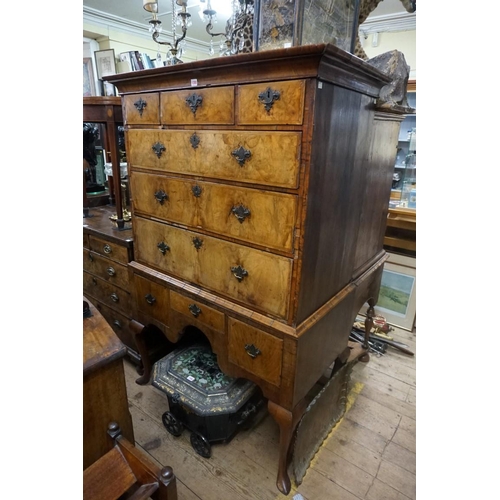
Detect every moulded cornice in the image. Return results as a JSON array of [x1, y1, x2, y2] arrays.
[[360, 11, 416, 34]]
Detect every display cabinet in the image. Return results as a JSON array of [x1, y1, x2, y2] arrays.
[[390, 83, 416, 210]]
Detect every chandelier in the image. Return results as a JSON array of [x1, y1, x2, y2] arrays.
[[143, 0, 254, 63], [203, 0, 254, 56], [143, 0, 192, 65]]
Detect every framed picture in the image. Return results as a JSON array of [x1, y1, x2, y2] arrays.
[[94, 49, 116, 80], [359, 253, 416, 331], [103, 81, 117, 97], [83, 57, 96, 97]]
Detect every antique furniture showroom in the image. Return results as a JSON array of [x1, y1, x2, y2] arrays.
[[82, 2, 416, 499]]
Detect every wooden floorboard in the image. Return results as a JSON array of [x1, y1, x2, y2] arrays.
[[123, 325, 416, 499]]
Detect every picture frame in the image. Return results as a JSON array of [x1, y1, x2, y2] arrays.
[[359, 253, 416, 331], [103, 81, 117, 97], [83, 57, 96, 97], [94, 49, 116, 80]]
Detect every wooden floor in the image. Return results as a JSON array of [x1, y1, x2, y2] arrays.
[[123, 325, 416, 500]]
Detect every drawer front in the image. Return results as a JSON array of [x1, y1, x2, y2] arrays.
[[93, 300, 138, 353], [170, 290, 225, 333], [131, 172, 298, 252], [83, 249, 130, 290], [237, 80, 306, 125], [83, 272, 131, 316], [160, 87, 234, 124], [123, 93, 160, 125], [134, 217, 292, 319], [228, 318, 283, 387], [83, 233, 90, 249], [134, 274, 170, 326], [88, 235, 130, 265], [127, 129, 301, 188]]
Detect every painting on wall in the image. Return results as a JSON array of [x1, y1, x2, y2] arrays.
[[83, 57, 96, 97]]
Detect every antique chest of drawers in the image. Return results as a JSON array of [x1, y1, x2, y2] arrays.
[[83, 206, 138, 362], [106, 43, 403, 494]]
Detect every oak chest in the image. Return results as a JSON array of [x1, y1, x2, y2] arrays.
[[106, 43, 403, 494]]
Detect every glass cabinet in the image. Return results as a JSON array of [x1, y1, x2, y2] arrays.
[[390, 90, 416, 210]]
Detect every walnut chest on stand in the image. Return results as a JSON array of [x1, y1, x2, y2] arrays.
[[106, 43, 403, 495]]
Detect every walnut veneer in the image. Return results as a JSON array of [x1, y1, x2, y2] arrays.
[[106, 43, 404, 495]]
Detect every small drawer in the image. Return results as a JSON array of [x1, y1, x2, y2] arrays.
[[83, 249, 130, 290], [228, 318, 283, 387], [123, 93, 160, 125], [83, 272, 131, 316], [170, 290, 225, 333], [237, 79, 305, 125], [83, 233, 90, 249], [160, 86, 234, 125], [134, 274, 170, 326], [88, 235, 130, 265], [93, 300, 138, 353]]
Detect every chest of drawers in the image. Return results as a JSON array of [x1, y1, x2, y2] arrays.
[[107, 43, 403, 494], [83, 206, 138, 361]]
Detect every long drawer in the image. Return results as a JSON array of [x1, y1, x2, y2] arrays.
[[131, 171, 298, 253], [134, 217, 292, 319], [127, 129, 301, 189], [83, 271, 132, 316], [83, 249, 130, 290]]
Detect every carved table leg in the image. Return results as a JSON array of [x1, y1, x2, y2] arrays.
[[130, 320, 152, 385], [268, 399, 308, 495], [361, 299, 375, 363]]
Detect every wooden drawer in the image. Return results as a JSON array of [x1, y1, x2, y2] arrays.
[[83, 272, 131, 316], [170, 290, 225, 333], [160, 86, 234, 124], [127, 129, 301, 189], [93, 300, 138, 353], [134, 217, 292, 319], [123, 93, 160, 125], [134, 274, 170, 326], [83, 249, 130, 290], [88, 235, 130, 265], [131, 172, 298, 252], [237, 80, 305, 125], [228, 318, 283, 387], [83, 233, 90, 249]]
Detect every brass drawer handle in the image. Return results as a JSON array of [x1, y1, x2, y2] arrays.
[[88, 252, 94, 262], [188, 303, 201, 318], [231, 204, 251, 223], [154, 190, 169, 204], [103, 244, 112, 254], [192, 185, 202, 197], [232, 146, 251, 167], [106, 266, 116, 277], [157, 241, 170, 255], [152, 141, 166, 158], [113, 319, 122, 329], [92, 277, 97, 286], [258, 87, 281, 112], [145, 293, 156, 305], [245, 344, 261, 359], [134, 97, 147, 117], [231, 265, 248, 282], [185, 93, 203, 115], [111, 292, 119, 303]]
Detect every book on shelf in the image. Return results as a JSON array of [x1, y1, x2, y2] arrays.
[[118, 52, 133, 72]]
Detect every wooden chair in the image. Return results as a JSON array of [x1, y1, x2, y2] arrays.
[[83, 422, 177, 500]]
